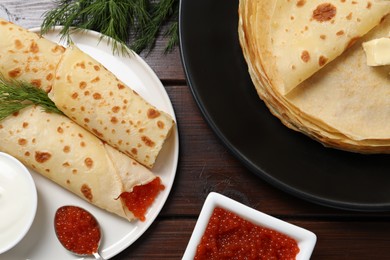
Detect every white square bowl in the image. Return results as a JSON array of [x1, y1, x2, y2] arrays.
[[183, 192, 316, 260]]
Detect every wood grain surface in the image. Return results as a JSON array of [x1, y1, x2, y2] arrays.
[[2, 1, 390, 259]]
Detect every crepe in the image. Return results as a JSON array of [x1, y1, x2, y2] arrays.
[[0, 18, 65, 92], [239, 0, 390, 153], [0, 18, 175, 168], [49, 46, 175, 168], [245, 0, 390, 95], [0, 105, 161, 221], [287, 16, 390, 142]]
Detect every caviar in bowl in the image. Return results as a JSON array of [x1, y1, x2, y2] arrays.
[[183, 192, 316, 260], [0, 152, 38, 254]]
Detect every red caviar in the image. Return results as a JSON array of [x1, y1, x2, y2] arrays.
[[195, 207, 300, 260], [54, 206, 100, 255], [120, 177, 165, 221]]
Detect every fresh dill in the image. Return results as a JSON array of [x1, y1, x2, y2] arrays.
[[131, 0, 179, 53], [0, 76, 63, 121], [41, 0, 179, 55]]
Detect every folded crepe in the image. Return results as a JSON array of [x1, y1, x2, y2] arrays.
[[287, 16, 390, 144], [239, 0, 390, 153], [244, 0, 390, 95], [0, 105, 163, 221], [0, 18, 175, 168], [49, 46, 175, 168]]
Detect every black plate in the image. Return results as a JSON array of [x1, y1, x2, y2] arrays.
[[179, 0, 390, 211]]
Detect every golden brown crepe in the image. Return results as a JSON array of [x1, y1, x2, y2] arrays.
[[288, 16, 390, 143], [242, 0, 390, 95], [49, 46, 175, 168], [0, 105, 159, 221], [239, 0, 390, 153], [0, 18, 175, 168], [0, 18, 65, 92]]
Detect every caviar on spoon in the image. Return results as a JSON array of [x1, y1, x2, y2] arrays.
[[54, 205, 105, 260]]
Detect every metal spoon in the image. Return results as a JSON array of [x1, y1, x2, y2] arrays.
[[54, 205, 105, 260]]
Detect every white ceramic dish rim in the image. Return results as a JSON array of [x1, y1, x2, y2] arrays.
[[0, 27, 178, 259], [0, 152, 38, 254], [183, 192, 317, 260]]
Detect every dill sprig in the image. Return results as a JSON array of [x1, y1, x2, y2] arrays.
[[41, 0, 179, 55], [41, 0, 138, 56], [0, 76, 63, 121], [131, 0, 179, 53]]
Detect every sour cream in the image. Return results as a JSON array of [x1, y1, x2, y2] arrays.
[[0, 152, 37, 253]]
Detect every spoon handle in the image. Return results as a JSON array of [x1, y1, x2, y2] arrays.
[[93, 252, 106, 260]]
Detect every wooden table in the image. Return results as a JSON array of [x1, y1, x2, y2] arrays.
[[3, 1, 390, 259]]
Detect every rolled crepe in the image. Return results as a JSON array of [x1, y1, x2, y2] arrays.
[[49, 46, 175, 168], [0, 18, 65, 92], [0, 18, 175, 168], [0, 105, 163, 221]]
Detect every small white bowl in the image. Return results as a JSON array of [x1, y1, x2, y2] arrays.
[[0, 152, 37, 254], [183, 192, 316, 260]]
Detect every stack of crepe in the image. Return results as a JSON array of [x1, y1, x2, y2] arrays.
[[0, 18, 175, 221], [239, 0, 390, 153]]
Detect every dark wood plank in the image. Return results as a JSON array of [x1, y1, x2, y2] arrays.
[[3, 2, 390, 260], [163, 84, 390, 218], [307, 220, 390, 259], [141, 42, 186, 82], [114, 218, 390, 259]]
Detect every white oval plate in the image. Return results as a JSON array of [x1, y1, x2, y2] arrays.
[[0, 27, 179, 260]]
